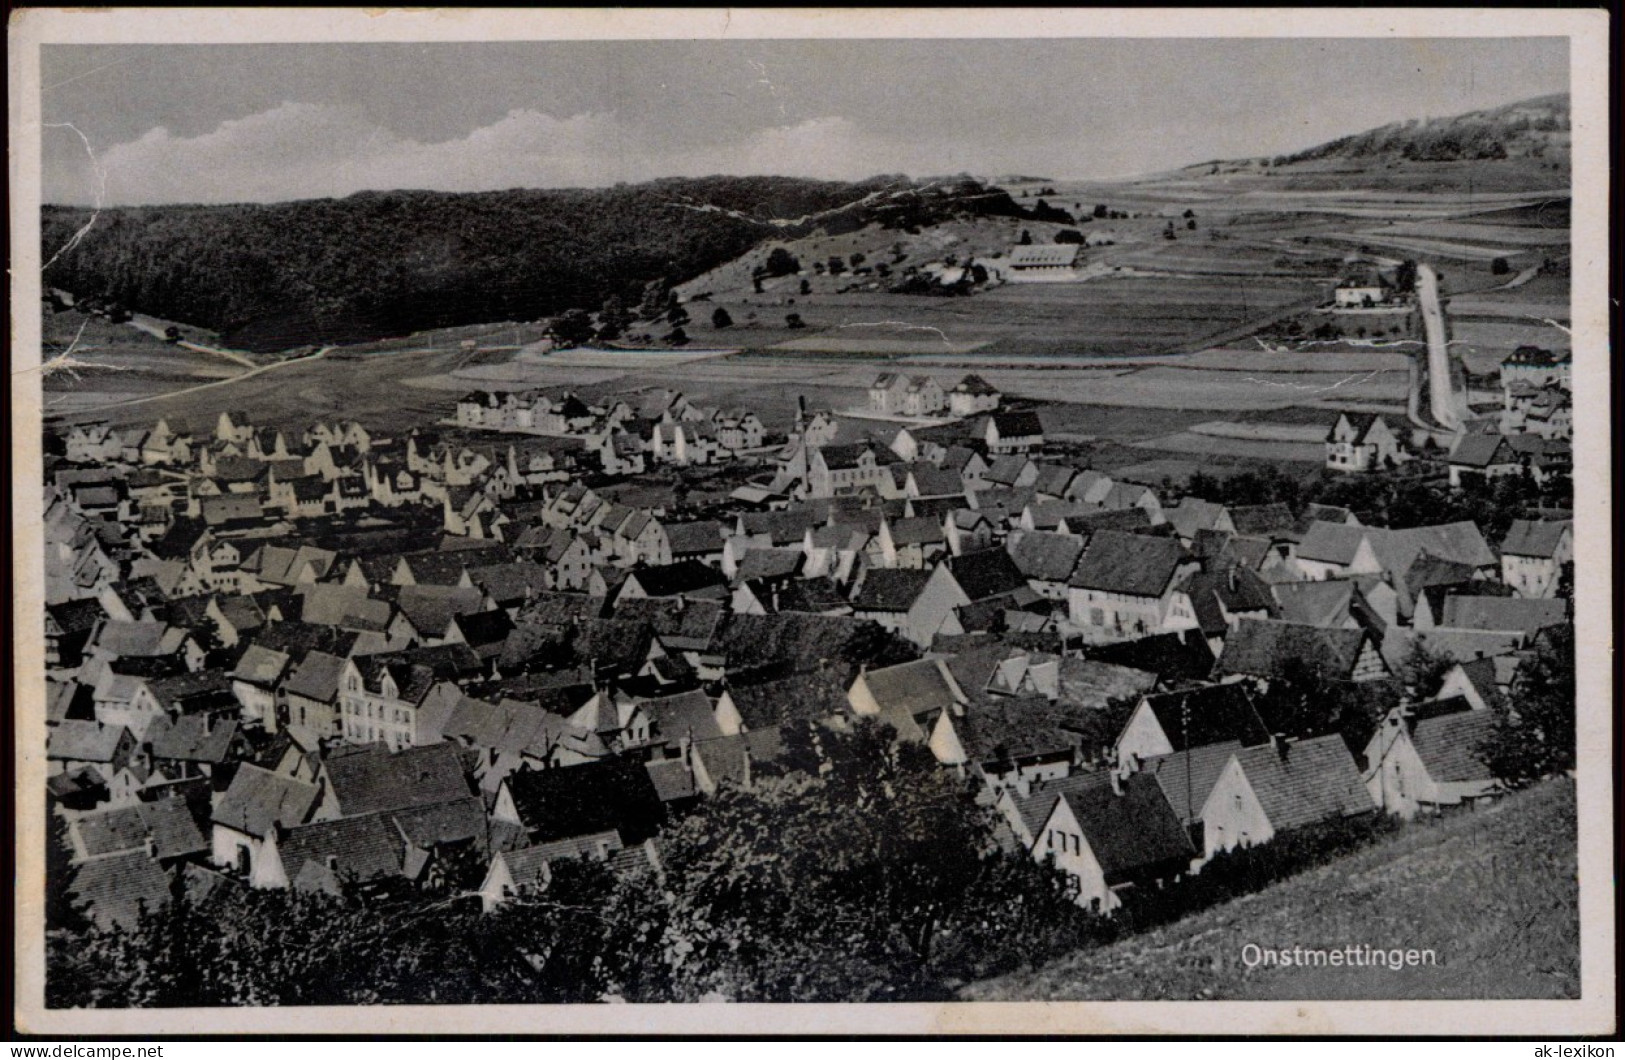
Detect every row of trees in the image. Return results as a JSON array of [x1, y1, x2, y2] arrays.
[[1178, 461, 1569, 544]]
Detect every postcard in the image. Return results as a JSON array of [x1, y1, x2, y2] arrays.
[[10, 7, 1613, 1037]]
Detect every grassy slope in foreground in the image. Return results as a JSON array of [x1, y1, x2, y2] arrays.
[[963, 778, 1577, 1001]]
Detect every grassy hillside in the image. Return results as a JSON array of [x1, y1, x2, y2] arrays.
[[963, 778, 1578, 1001], [1172, 93, 1571, 193]]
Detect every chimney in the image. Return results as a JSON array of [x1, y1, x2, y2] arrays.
[[1272, 733, 1289, 761], [1109, 770, 1123, 796], [325, 854, 339, 872], [1227, 566, 1238, 593], [143, 833, 157, 859], [678, 733, 693, 767], [1014, 775, 1031, 798]]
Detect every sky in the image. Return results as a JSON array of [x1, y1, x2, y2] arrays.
[[40, 37, 1568, 207]]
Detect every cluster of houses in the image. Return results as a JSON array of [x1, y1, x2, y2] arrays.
[[865, 372, 1003, 420], [1321, 346, 1573, 483], [43, 372, 1573, 927], [454, 386, 767, 470]]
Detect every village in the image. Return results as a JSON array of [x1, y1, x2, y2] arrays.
[[39, 316, 1576, 937]]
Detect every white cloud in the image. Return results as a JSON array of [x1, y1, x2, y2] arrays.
[[69, 103, 962, 206]]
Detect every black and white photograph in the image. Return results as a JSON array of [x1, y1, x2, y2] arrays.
[[10, 7, 1613, 1037]]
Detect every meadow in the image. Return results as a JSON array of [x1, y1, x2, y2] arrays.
[[962, 779, 1578, 1001]]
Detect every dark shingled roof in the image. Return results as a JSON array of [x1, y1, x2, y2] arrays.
[[520, 592, 606, 627], [990, 411, 1043, 438], [277, 813, 407, 892], [1086, 630, 1216, 684], [955, 694, 1093, 764], [323, 743, 473, 818], [1227, 735, 1373, 830], [1448, 433, 1517, 469], [738, 508, 818, 546], [715, 613, 902, 680], [281, 650, 347, 703], [72, 796, 210, 861], [1068, 530, 1188, 598], [665, 520, 726, 555], [213, 764, 322, 838], [947, 548, 1030, 601], [613, 597, 726, 651], [1501, 518, 1572, 559], [734, 548, 805, 583], [1131, 683, 1271, 754], [641, 689, 723, 744], [1405, 707, 1500, 784], [626, 560, 730, 598], [724, 669, 851, 729], [1050, 773, 1195, 883], [852, 568, 932, 612], [47, 597, 108, 635], [1226, 503, 1297, 538], [453, 609, 518, 652], [503, 755, 666, 845], [48, 721, 130, 764], [1216, 619, 1372, 682], [68, 850, 177, 931], [145, 714, 240, 765], [1182, 568, 1277, 636], [1009, 532, 1085, 583], [1142, 741, 1244, 827]]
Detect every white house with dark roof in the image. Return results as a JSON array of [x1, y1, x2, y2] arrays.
[[984, 411, 1044, 455], [1200, 735, 1374, 858], [210, 762, 326, 881], [1362, 698, 1501, 819], [1446, 433, 1521, 488], [1066, 531, 1200, 640], [949, 374, 1002, 416], [1325, 412, 1402, 473], [1032, 771, 1196, 912], [1500, 518, 1572, 598]]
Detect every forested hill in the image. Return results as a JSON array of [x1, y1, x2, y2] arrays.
[[41, 175, 1039, 353]]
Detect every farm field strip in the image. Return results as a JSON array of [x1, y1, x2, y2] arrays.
[[768, 335, 991, 355], [1133, 432, 1327, 463], [1186, 420, 1331, 442], [1451, 320, 1572, 350], [1320, 233, 1520, 260], [1376, 221, 1570, 245], [1446, 298, 1570, 321], [539, 347, 740, 367]]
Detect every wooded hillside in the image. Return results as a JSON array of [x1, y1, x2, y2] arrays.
[[41, 175, 1042, 353]]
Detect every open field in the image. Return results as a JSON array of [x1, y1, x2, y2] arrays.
[[1134, 432, 1326, 463], [1376, 221, 1570, 246], [1321, 233, 1522, 261], [678, 263, 1320, 360], [1187, 420, 1330, 443], [1452, 319, 1572, 353], [1448, 298, 1569, 321], [48, 347, 469, 436], [963, 778, 1578, 1001], [542, 346, 739, 368], [768, 335, 991, 356]]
